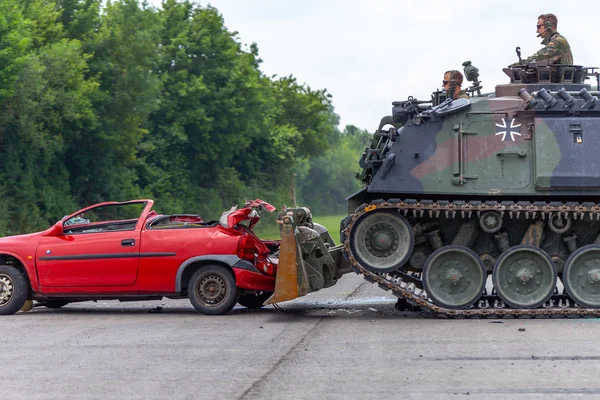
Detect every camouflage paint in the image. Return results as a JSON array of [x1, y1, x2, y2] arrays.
[[532, 118, 560, 189], [366, 94, 600, 198], [537, 117, 600, 189]]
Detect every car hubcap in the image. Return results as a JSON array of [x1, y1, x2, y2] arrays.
[[198, 275, 227, 305], [0, 274, 14, 307]]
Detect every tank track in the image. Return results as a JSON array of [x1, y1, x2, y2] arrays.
[[341, 198, 600, 318]]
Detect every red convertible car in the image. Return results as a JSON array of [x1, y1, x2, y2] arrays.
[[0, 199, 281, 315]]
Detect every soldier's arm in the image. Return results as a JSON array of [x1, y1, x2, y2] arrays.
[[523, 37, 567, 63]]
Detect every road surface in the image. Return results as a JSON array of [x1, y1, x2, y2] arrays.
[[5, 274, 600, 399]]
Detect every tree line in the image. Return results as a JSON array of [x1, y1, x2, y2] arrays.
[[0, 0, 371, 235]]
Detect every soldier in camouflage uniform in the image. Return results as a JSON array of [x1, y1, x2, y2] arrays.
[[514, 13, 573, 65], [442, 70, 469, 100]]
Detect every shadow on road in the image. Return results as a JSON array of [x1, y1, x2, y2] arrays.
[[22, 297, 436, 320]]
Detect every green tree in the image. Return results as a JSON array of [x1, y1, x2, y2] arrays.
[[56, 0, 101, 41], [67, 0, 162, 205], [139, 1, 277, 215], [297, 125, 370, 215], [0, 0, 98, 234]]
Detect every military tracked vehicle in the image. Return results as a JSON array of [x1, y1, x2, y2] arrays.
[[271, 61, 600, 317]]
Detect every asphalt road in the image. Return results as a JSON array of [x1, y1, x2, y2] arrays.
[[5, 274, 600, 400]]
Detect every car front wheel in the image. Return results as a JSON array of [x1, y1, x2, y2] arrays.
[[0, 265, 28, 315], [188, 265, 239, 315]]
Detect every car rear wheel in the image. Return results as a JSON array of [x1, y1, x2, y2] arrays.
[[238, 291, 273, 310], [188, 265, 239, 315], [0, 265, 28, 315]]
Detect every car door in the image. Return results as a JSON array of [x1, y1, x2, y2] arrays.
[[36, 201, 146, 288]]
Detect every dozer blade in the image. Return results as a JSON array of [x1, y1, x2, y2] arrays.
[[264, 215, 309, 305]]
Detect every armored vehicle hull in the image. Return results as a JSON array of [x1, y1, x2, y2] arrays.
[[364, 96, 600, 198], [341, 64, 600, 316]]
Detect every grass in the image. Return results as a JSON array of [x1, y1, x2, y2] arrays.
[[255, 214, 347, 242], [313, 214, 346, 243]]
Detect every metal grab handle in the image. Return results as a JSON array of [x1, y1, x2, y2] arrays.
[[121, 239, 135, 247], [496, 149, 527, 157], [452, 122, 479, 185]]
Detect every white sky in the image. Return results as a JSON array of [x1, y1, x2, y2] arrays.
[[151, 1, 595, 130]]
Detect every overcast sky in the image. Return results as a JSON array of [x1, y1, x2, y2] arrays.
[[154, 1, 594, 130]]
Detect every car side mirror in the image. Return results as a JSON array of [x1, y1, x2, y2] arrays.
[[46, 221, 64, 236]]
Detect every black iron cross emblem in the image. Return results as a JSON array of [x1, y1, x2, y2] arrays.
[[495, 118, 521, 141]]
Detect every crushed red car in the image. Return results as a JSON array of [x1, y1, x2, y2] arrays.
[[0, 199, 282, 315]]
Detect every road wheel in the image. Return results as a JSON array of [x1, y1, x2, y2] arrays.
[[492, 245, 556, 309], [563, 245, 600, 308], [349, 210, 414, 273], [44, 301, 69, 309], [422, 245, 487, 309], [0, 265, 28, 315], [238, 291, 273, 310], [188, 265, 239, 315]]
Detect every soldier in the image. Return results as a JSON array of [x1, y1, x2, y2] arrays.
[[443, 70, 469, 100], [514, 13, 573, 65]]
